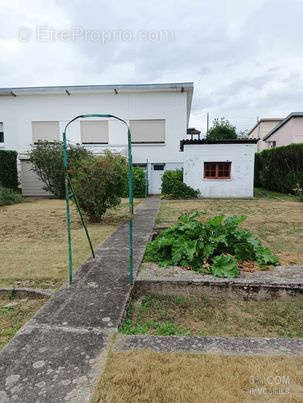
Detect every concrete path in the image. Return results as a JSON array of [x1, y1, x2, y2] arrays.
[[0, 197, 160, 403], [114, 335, 303, 356]]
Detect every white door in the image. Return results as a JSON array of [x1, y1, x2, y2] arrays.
[[150, 164, 165, 194]]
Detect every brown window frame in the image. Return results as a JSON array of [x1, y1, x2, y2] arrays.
[[204, 162, 231, 179]]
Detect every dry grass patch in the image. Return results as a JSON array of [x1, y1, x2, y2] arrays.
[[157, 195, 303, 266], [121, 294, 303, 338], [0, 198, 140, 289], [0, 295, 48, 349], [94, 351, 303, 403]]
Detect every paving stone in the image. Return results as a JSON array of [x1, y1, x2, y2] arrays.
[[0, 326, 108, 402]]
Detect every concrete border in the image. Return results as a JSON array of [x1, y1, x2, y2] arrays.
[[133, 278, 303, 300], [113, 335, 303, 356], [0, 288, 53, 299]]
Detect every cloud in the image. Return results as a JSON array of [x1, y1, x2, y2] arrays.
[[1, 0, 303, 133]]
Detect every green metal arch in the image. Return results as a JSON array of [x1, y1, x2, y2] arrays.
[[63, 114, 134, 286]]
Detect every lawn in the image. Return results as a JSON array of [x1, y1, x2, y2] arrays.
[[156, 189, 303, 266], [94, 351, 303, 402], [0, 198, 139, 289], [121, 294, 303, 338], [0, 294, 48, 349]]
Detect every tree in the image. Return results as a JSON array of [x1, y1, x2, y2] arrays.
[[206, 118, 237, 140], [29, 141, 92, 198]]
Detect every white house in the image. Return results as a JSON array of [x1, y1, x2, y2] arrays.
[[181, 139, 258, 198], [0, 82, 193, 195]]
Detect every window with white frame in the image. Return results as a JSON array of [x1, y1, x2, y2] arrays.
[[129, 119, 165, 143], [32, 121, 60, 143], [80, 120, 109, 144], [0, 122, 3, 143]]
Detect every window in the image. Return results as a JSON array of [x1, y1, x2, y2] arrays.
[[32, 121, 60, 143], [129, 119, 165, 143], [0, 122, 3, 143], [153, 164, 165, 171], [80, 120, 108, 144], [204, 162, 231, 179]]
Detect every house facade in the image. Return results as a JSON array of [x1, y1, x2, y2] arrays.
[[248, 118, 282, 152], [0, 82, 193, 195], [263, 112, 303, 147], [181, 139, 258, 198]]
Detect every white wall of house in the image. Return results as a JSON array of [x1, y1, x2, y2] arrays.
[[0, 84, 192, 194], [183, 143, 256, 198]]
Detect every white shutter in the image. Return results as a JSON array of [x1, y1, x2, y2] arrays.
[[130, 119, 165, 143], [80, 120, 109, 143], [32, 121, 60, 143]]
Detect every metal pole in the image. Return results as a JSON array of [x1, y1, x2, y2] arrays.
[[145, 159, 148, 198], [127, 127, 134, 286], [206, 112, 209, 135], [63, 131, 73, 285], [68, 176, 95, 259]]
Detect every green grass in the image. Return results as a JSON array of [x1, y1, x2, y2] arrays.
[[121, 294, 303, 338], [0, 295, 48, 349], [121, 296, 191, 336]]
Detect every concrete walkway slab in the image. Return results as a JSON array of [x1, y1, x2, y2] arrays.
[[114, 334, 303, 356], [0, 197, 160, 402]]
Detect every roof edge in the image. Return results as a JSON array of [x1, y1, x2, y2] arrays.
[[247, 117, 283, 137], [180, 138, 258, 151], [263, 112, 303, 141], [0, 82, 194, 96]]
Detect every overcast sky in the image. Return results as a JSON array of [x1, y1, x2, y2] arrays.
[[1, 0, 303, 133]]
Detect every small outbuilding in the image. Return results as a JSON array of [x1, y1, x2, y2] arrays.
[[180, 139, 258, 198]]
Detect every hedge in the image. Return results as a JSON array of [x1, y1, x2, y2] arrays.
[[255, 143, 303, 193], [0, 150, 18, 190], [161, 169, 200, 199]]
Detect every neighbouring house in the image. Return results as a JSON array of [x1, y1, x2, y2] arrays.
[[263, 112, 303, 148], [0, 82, 193, 195], [248, 118, 283, 152], [180, 139, 258, 198]]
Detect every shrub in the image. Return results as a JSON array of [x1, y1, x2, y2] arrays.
[[161, 170, 199, 199], [0, 186, 23, 206], [255, 144, 303, 194], [144, 211, 279, 278], [71, 151, 129, 222], [29, 142, 92, 198], [132, 167, 147, 198], [0, 150, 18, 190]]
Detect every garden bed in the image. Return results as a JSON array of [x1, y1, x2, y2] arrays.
[[121, 293, 303, 338], [156, 194, 303, 266]]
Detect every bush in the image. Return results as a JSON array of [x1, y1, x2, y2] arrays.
[[71, 151, 129, 222], [0, 150, 18, 190], [161, 170, 199, 199], [29, 142, 92, 198], [145, 211, 279, 278], [0, 186, 23, 206], [255, 144, 303, 194], [132, 167, 147, 198]]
